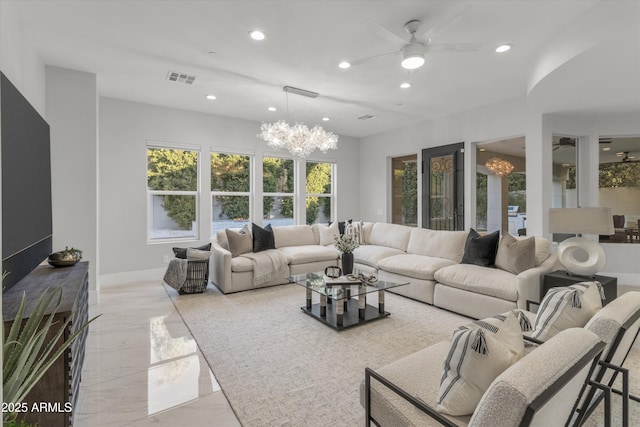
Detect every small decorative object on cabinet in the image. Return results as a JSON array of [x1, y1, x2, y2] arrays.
[[48, 246, 83, 267], [542, 270, 617, 305], [2, 262, 91, 427]]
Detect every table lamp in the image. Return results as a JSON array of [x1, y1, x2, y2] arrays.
[[549, 207, 614, 277]]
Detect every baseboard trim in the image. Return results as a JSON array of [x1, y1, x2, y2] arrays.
[[599, 272, 640, 287], [99, 268, 165, 287]]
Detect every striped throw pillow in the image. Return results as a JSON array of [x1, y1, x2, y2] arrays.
[[437, 312, 524, 416], [532, 281, 603, 342]]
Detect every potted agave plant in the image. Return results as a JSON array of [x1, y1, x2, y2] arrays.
[[2, 281, 99, 425]]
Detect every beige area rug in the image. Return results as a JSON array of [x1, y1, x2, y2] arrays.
[[166, 283, 640, 427]]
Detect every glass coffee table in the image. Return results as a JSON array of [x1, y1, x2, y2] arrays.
[[288, 272, 409, 331]]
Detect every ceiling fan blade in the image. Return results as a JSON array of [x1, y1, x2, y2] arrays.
[[426, 42, 483, 53], [350, 50, 400, 66], [362, 20, 406, 46], [418, 3, 473, 39]]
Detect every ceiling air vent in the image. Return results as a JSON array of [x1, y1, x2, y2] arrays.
[[358, 114, 375, 120], [166, 71, 196, 85]]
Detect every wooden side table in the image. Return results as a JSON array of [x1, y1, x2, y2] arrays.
[[542, 270, 617, 306]]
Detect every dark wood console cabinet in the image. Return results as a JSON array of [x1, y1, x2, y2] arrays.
[[3, 262, 89, 427]]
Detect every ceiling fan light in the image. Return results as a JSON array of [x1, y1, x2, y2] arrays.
[[401, 43, 425, 70]]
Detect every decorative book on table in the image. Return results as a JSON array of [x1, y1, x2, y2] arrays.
[[323, 275, 361, 285]]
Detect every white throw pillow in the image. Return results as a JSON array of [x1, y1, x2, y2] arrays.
[[344, 220, 364, 244], [437, 312, 524, 416], [186, 248, 211, 260], [532, 281, 603, 341], [317, 221, 339, 246]]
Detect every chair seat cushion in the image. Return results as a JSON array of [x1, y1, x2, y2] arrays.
[[353, 245, 405, 268], [378, 254, 457, 281], [363, 342, 471, 427], [434, 264, 518, 302], [277, 245, 339, 265]]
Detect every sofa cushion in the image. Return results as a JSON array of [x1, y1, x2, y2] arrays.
[[318, 222, 340, 245], [272, 225, 316, 248], [377, 254, 457, 281], [495, 234, 535, 275], [437, 312, 524, 416], [230, 256, 253, 272], [434, 264, 518, 302], [407, 228, 468, 262], [215, 229, 230, 250], [532, 281, 603, 341], [461, 229, 499, 267], [353, 245, 405, 268], [173, 243, 212, 259], [277, 245, 339, 265], [368, 223, 412, 251], [252, 223, 276, 252], [225, 224, 253, 257]]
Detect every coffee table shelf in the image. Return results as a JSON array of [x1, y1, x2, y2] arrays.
[[289, 272, 409, 331]]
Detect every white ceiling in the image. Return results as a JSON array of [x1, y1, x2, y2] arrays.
[[9, 0, 640, 138]]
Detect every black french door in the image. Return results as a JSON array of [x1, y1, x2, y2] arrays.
[[422, 143, 465, 230]]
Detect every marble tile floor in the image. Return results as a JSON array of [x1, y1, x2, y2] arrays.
[[74, 281, 241, 427]]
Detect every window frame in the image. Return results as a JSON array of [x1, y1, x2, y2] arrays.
[[305, 160, 336, 225], [210, 149, 254, 236], [146, 142, 201, 244], [262, 154, 296, 226]]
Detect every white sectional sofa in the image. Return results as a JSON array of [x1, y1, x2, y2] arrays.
[[209, 222, 558, 319]]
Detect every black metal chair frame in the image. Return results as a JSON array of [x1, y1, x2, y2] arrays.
[[364, 341, 605, 427], [572, 307, 640, 427]]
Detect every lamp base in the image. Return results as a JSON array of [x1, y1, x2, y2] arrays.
[[557, 237, 606, 277]]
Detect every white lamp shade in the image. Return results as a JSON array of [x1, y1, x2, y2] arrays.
[[549, 207, 614, 235]]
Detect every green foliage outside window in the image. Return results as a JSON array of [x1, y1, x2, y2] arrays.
[[147, 148, 197, 229], [599, 162, 640, 188], [305, 162, 332, 224], [211, 153, 250, 220], [401, 162, 418, 225], [263, 157, 294, 217]]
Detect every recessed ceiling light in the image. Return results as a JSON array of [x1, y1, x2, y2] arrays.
[[338, 61, 351, 69], [400, 82, 411, 89], [268, 106, 276, 112], [617, 152, 625, 156], [249, 30, 265, 41], [602, 147, 611, 151], [495, 44, 512, 53], [322, 117, 330, 121], [479, 148, 486, 152], [205, 94, 217, 100]]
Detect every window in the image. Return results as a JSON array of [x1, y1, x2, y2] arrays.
[[551, 136, 578, 209], [391, 155, 418, 226], [263, 156, 294, 226], [598, 136, 640, 243], [211, 152, 252, 235], [147, 146, 199, 241], [305, 161, 334, 224]]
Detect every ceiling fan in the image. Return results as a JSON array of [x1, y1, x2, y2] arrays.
[[552, 137, 577, 151], [343, 7, 483, 70], [617, 151, 639, 162]]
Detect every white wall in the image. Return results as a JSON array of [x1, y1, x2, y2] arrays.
[[46, 66, 99, 293], [0, 0, 46, 116], [98, 97, 360, 279]]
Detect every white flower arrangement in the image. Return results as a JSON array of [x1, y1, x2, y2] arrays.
[[333, 233, 360, 254]]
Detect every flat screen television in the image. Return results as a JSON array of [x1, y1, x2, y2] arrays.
[[1, 72, 52, 291]]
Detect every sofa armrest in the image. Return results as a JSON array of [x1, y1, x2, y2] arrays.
[[210, 240, 232, 293], [515, 254, 558, 310], [364, 368, 457, 427]]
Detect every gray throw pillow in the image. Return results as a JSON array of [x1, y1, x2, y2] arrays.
[[225, 224, 253, 257], [495, 233, 535, 274]]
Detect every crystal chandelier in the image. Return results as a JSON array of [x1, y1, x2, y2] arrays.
[[485, 157, 514, 176], [258, 86, 338, 158]]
